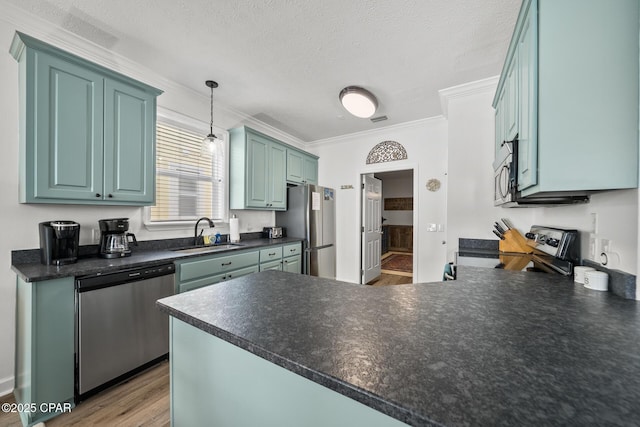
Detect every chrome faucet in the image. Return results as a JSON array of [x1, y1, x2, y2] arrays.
[[194, 217, 215, 246]]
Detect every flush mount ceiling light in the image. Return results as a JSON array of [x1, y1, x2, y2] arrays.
[[203, 80, 219, 152], [339, 86, 378, 118]]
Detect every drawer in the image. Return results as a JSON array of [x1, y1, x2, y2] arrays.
[[282, 243, 302, 257], [259, 246, 283, 263], [179, 264, 260, 293], [179, 275, 224, 293], [260, 259, 282, 271], [178, 250, 259, 282], [220, 265, 259, 282]]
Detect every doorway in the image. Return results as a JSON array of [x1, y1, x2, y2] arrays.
[[360, 169, 414, 285]]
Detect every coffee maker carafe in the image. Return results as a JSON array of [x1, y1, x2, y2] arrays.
[[98, 218, 137, 258], [39, 221, 80, 265]]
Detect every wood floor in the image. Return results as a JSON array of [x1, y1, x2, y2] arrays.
[[0, 361, 170, 427], [369, 273, 413, 286], [369, 251, 413, 286]]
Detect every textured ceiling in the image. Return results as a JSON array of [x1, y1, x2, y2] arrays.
[[6, 0, 521, 142]]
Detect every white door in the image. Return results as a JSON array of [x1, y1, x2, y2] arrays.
[[361, 174, 382, 284]]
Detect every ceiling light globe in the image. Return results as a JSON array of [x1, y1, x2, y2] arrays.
[[339, 87, 378, 118]]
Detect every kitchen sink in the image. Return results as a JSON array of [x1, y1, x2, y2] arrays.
[[171, 244, 244, 255]]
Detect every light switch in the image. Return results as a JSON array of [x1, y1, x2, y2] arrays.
[[427, 223, 437, 232]]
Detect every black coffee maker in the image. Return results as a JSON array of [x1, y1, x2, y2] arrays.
[[98, 218, 138, 258], [39, 221, 80, 265]]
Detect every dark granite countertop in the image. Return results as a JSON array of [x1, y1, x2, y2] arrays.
[[157, 267, 640, 426], [11, 236, 303, 282]]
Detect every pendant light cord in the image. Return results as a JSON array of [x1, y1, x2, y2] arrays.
[[209, 84, 214, 135]]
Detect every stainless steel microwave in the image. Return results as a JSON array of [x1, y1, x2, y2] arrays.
[[493, 138, 517, 206], [494, 136, 590, 207]]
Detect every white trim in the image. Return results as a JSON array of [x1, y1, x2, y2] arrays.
[[358, 162, 420, 283], [0, 375, 13, 398], [438, 76, 500, 118], [308, 116, 446, 148]]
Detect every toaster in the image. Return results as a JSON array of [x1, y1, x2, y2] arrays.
[[263, 227, 284, 239]]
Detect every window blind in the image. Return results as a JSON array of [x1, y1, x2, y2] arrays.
[[150, 123, 226, 222]]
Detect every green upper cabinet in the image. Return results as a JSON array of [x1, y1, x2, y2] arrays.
[[230, 126, 287, 210], [230, 126, 317, 210], [10, 32, 162, 205], [286, 149, 318, 185], [104, 79, 156, 203], [493, 0, 638, 197]]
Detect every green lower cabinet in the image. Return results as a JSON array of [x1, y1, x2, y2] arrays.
[[175, 249, 260, 293], [175, 243, 303, 293], [220, 265, 259, 282], [260, 259, 283, 272], [282, 255, 301, 273], [170, 318, 407, 426], [15, 276, 75, 426]]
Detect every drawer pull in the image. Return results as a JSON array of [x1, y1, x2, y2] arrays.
[[268, 252, 276, 256], [290, 249, 296, 252], [221, 262, 232, 266]]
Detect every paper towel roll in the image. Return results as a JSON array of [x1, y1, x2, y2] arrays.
[[230, 215, 240, 243]]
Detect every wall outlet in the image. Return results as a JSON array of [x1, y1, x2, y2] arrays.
[[92, 228, 101, 244], [601, 238, 611, 254], [426, 223, 437, 232]]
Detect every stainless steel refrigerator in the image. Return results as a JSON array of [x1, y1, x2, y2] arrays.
[[276, 184, 336, 279]]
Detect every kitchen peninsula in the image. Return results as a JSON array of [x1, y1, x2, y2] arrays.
[[157, 268, 640, 426]]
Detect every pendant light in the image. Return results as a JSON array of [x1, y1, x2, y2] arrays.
[[203, 80, 219, 152], [339, 86, 378, 118]]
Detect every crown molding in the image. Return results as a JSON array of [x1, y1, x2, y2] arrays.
[[308, 116, 446, 148], [0, 1, 306, 147], [438, 76, 499, 118]]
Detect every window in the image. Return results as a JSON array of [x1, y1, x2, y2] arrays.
[[147, 116, 228, 227]]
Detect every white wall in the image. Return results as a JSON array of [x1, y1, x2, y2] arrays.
[[309, 118, 449, 284], [442, 78, 638, 275], [0, 9, 301, 396], [380, 175, 413, 226]]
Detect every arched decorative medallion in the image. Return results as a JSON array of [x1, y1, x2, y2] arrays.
[[366, 141, 408, 164]]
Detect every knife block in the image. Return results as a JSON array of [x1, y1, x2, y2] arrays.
[[499, 229, 532, 254]]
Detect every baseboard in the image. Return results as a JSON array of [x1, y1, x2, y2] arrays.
[[0, 375, 14, 398]]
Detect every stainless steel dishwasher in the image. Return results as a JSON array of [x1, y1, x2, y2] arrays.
[[75, 263, 175, 401]]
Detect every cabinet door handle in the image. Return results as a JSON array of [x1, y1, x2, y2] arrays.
[[221, 262, 232, 266], [95, 193, 101, 198], [108, 194, 113, 198]]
